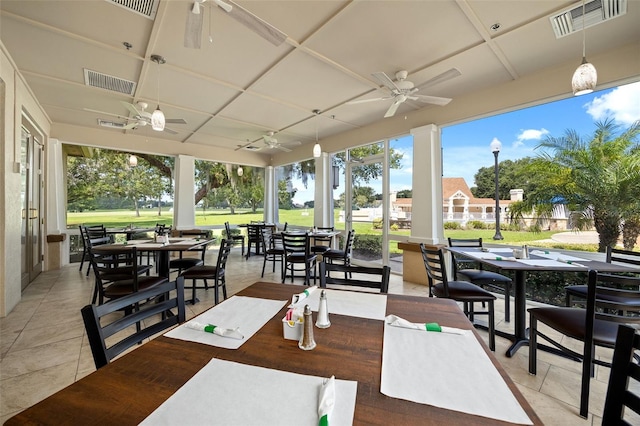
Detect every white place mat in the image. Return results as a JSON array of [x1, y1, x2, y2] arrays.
[[290, 288, 387, 320], [530, 250, 587, 262], [459, 251, 517, 261], [516, 259, 583, 268], [168, 238, 199, 245], [381, 321, 532, 425], [136, 243, 167, 248], [165, 296, 287, 349], [140, 358, 358, 426]]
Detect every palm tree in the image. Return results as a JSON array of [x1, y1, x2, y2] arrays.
[[510, 119, 639, 252]]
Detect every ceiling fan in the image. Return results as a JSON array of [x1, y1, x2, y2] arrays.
[[185, 0, 287, 48], [236, 132, 302, 152], [347, 68, 461, 118], [85, 101, 187, 135]]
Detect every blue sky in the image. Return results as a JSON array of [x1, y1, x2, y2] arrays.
[[442, 81, 640, 187], [291, 81, 639, 204]]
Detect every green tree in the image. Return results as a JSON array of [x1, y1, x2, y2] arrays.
[[278, 180, 297, 209], [333, 144, 403, 185], [396, 189, 412, 198], [472, 158, 538, 200], [353, 186, 377, 208], [510, 120, 640, 252]]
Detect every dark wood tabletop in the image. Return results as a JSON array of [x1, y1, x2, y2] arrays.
[[6, 281, 541, 425]]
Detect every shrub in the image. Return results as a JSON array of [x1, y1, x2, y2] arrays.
[[353, 234, 382, 258], [444, 222, 461, 230], [467, 220, 486, 230], [390, 223, 399, 231], [372, 218, 383, 230]]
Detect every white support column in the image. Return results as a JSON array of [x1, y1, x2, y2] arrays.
[[264, 166, 278, 224], [313, 152, 333, 227], [173, 155, 195, 230], [45, 138, 69, 267], [409, 124, 444, 245]]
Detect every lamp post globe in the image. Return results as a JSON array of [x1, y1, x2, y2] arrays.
[[490, 138, 504, 240]]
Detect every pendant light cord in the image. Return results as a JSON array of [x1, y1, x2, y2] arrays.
[[581, 0, 586, 59]]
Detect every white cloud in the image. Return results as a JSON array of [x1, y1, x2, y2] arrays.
[[586, 81, 640, 126], [513, 128, 549, 148]]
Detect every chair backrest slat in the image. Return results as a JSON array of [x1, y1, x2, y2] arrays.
[[81, 278, 186, 369], [602, 324, 640, 424], [319, 262, 390, 293], [419, 244, 450, 297], [607, 246, 640, 269], [216, 239, 233, 276]]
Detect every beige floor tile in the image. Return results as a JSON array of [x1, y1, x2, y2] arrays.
[[1, 337, 82, 380]]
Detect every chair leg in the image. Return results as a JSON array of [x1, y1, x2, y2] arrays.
[[504, 283, 511, 323], [488, 300, 495, 351], [191, 279, 197, 305], [580, 342, 595, 418], [261, 257, 267, 277], [529, 315, 538, 375]]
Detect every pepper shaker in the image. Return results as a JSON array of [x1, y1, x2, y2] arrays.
[[299, 305, 317, 350]]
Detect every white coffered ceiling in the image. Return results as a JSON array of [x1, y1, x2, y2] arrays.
[[1, 0, 638, 162]]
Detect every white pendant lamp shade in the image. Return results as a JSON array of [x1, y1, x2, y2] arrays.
[[129, 155, 138, 167], [313, 142, 321, 158], [572, 59, 597, 96], [572, 0, 597, 96], [237, 166, 243, 177], [151, 106, 165, 131]]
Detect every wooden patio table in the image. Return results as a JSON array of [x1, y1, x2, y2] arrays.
[[6, 281, 541, 425]]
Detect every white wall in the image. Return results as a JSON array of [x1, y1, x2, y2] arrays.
[[1, 43, 51, 316]]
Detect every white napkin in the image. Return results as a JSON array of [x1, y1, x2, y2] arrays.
[[185, 321, 244, 340], [291, 286, 318, 305], [318, 376, 335, 426], [385, 314, 466, 335]]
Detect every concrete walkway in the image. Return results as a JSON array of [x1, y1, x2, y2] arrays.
[[549, 230, 599, 244]]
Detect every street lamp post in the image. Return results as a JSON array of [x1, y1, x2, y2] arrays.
[[490, 138, 503, 240]]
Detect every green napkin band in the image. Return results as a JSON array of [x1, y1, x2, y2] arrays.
[[319, 414, 329, 426], [425, 323, 442, 332], [203, 324, 217, 333]]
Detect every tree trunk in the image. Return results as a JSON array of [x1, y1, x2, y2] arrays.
[[594, 211, 620, 252], [622, 216, 640, 250], [157, 198, 162, 216], [134, 199, 140, 217]]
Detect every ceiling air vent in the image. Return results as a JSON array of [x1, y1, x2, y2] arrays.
[[97, 119, 127, 129], [550, 0, 627, 38], [84, 69, 137, 95], [106, 0, 159, 20]]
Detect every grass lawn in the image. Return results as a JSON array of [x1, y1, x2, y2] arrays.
[[66, 209, 594, 250]]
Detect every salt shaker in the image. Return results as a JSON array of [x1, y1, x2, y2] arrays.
[[523, 244, 529, 259], [299, 305, 317, 350], [315, 290, 331, 328]]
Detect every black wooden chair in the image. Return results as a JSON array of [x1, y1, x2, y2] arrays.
[[602, 324, 640, 424], [89, 246, 164, 306], [319, 261, 390, 293], [566, 246, 640, 311], [448, 237, 513, 322], [79, 224, 110, 276], [420, 243, 496, 351], [245, 223, 263, 259], [282, 232, 317, 286], [311, 226, 334, 255], [529, 270, 640, 418], [168, 229, 208, 275], [224, 221, 245, 256], [179, 239, 233, 305], [260, 227, 285, 279], [81, 277, 186, 370], [322, 230, 355, 279]]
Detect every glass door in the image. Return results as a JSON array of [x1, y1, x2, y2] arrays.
[[346, 146, 387, 266], [21, 119, 44, 289]]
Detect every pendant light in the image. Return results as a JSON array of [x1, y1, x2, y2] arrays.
[[571, 0, 597, 96], [237, 166, 243, 177], [128, 155, 138, 167], [312, 109, 321, 158], [150, 55, 166, 131]]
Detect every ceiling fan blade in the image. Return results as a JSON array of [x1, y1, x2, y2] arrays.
[[120, 101, 141, 116], [185, 5, 204, 48], [83, 108, 130, 120], [165, 118, 187, 124], [122, 122, 138, 130], [417, 68, 462, 89], [384, 100, 402, 118], [346, 96, 393, 105], [222, 0, 287, 46], [211, 0, 232, 13], [372, 72, 399, 92], [163, 127, 179, 135], [275, 145, 292, 152], [413, 94, 452, 106]]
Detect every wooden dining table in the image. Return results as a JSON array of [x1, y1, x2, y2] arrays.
[[446, 246, 640, 357], [6, 281, 541, 425], [96, 238, 215, 278]]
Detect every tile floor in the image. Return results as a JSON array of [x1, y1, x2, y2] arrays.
[[0, 248, 630, 424]]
